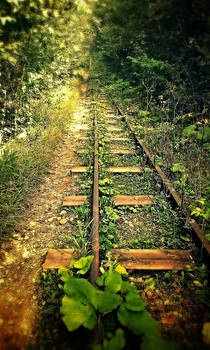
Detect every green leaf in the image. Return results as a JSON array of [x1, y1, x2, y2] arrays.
[[117, 306, 160, 336], [202, 143, 210, 151], [74, 255, 94, 274], [182, 125, 210, 142], [182, 124, 197, 137], [112, 212, 119, 221], [197, 126, 210, 141], [121, 281, 136, 294], [83, 309, 97, 330], [0, 16, 15, 25], [196, 131, 203, 140], [96, 273, 106, 287], [59, 268, 72, 283], [69, 258, 75, 269], [206, 207, 210, 219], [144, 168, 152, 173], [115, 264, 128, 276], [96, 270, 122, 293], [60, 296, 96, 331], [191, 208, 202, 216], [125, 291, 146, 311], [195, 198, 206, 205], [105, 270, 122, 293], [99, 178, 112, 185], [193, 280, 203, 287], [138, 110, 150, 117], [97, 291, 122, 313], [64, 277, 98, 309], [103, 329, 126, 350], [171, 163, 184, 173], [205, 233, 210, 241], [180, 235, 190, 242]]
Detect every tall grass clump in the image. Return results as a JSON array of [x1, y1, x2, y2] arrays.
[[0, 82, 80, 242]]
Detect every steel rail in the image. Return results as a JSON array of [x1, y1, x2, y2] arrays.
[[90, 107, 100, 285], [117, 107, 210, 257]]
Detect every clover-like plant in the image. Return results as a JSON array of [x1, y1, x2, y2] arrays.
[[59, 256, 176, 350]]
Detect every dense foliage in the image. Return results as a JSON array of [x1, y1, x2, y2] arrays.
[[0, 0, 95, 239], [91, 0, 209, 119], [59, 256, 176, 350], [0, 0, 95, 139], [89, 0, 210, 236]]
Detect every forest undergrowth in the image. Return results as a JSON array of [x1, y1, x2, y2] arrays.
[[88, 0, 210, 240], [0, 0, 95, 241]]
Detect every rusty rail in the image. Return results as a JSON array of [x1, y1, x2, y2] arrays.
[[117, 107, 210, 257], [90, 108, 100, 285]]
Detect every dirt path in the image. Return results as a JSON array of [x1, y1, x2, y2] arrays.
[[0, 98, 91, 349]]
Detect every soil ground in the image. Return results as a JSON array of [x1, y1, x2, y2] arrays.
[[0, 98, 90, 350]]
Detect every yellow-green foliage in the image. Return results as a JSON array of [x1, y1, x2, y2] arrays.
[[0, 0, 95, 241], [0, 80, 80, 240]]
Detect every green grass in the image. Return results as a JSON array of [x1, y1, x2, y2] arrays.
[[0, 82, 80, 243]]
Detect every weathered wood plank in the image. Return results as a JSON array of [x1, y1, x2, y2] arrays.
[[42, 249, 79, 269], [105, 117, 121, 122], [110, 249, 194, 270], [108, 137, 130, 141], [110, 149, 136, 155], [106, 127, 124, 132], [113, 195, 153, 206], [62, 195, 87, 206], [105, 111, 118, 115], [105, 120, 118, 125], [70, 166, 88, 173], [105, 133, 124, 138], [105, 167, 142, 173]]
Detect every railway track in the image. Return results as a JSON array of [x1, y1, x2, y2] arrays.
[[43, 96, 209, 282]]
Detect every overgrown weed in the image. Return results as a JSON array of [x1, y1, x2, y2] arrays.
[[0, 81, 80, 242]]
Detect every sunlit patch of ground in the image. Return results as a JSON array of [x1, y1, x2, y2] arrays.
[[0, 98, 91, 349]]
